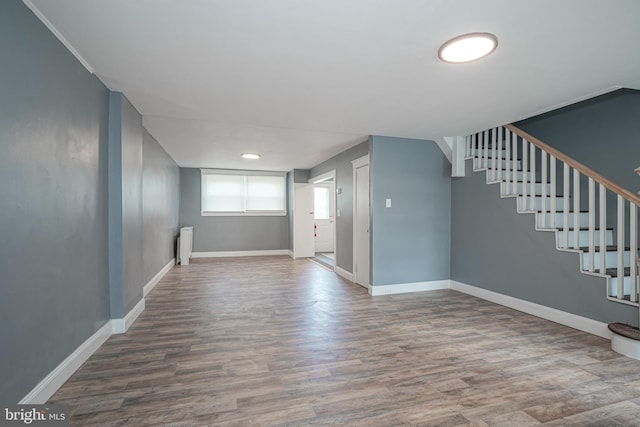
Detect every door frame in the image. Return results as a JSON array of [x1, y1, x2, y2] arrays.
[[351, 154, 370, 288], [308, 170, 337, 261]]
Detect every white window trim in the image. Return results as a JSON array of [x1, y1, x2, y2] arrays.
[[200, 169, 287, 217]]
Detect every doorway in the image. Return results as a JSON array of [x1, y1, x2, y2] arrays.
[[310, 170, 336, 270]]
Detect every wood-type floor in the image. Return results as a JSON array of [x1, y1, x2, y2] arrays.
[[49, 256, 640, 426]]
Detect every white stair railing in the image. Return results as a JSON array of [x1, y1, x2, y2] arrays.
[[467, 125, 640, 309]]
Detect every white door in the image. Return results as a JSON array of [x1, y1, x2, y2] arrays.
[[293, 184, 315, 258], [354, 163, 370, 287], [314, 183, 334, 253]]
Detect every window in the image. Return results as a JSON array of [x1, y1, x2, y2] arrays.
[[314, 187, 330, 220], [201, 169, 286, 216]]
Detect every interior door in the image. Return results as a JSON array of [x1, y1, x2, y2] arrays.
[[293, 184, 315, 258], [314, 183, 334, 253], [355, 164, 370, 287]]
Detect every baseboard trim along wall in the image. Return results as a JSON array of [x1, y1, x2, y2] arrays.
[[334, 266, 354, 282], [111, 298, 145, 334], [449, 281, 611, 340], [369, 280, 450, 296], [287, 250, 295, 259], [143, 258, 175, 297], [192, 249, 289, 258], [19, 321, 113, 404], [367, 279, 611, 340], [20, 259, 173, 404]]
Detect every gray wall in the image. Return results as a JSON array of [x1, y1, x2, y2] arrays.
[[309, 141, 370, 273], [0, 0, 110, 402], [108, 93, 145, 316], [516, 89, 640, 193], [451, 160, 637, 324], [142, 128, 180, 284], [120, 96, 144, 314], [370, 136, 451, 285], [180, 168, 289, 251], [110, 95, 180, 313]]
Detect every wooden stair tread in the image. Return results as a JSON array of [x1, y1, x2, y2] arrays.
[[556, 227, 614, 231], [608, 322, 640, 341], [605, 267, 631, 277], [578, 245, 631, 252]]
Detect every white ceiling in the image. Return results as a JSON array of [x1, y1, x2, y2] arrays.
[[27, 0, 640, 171]]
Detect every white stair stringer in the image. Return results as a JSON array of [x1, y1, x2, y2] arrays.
[[475, 161, 637, 307]]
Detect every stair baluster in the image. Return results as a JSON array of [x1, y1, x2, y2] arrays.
[[599, 183, 606, 274], [469, 124, 640, 306], [588, 177, 595, 272]]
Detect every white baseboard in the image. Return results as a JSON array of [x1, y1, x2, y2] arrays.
[[288, 250, 295, 259], [111, 298, 145, 334], [19, 321, 113, 404], [369, 280, 450, 296], [450, 280, 611, 339], [192, 249, 289, 258], [143, 258, 174, 297], [335, 266, 353, 282]]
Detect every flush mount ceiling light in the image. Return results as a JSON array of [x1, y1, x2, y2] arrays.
[[438, 32, 498, 63], [241, 153, 261, 160]]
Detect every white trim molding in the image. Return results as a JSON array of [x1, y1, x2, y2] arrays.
[[192, 249, 289, 258], [369, 280, 450, 296], [111, 298, 145, 334], [288, 250, 295, 259], [21, 0, 94, 74], [450, 281, 611, 339], [335, 266, 354, 282], [19, 321, 112, 404], [143, 258, 174, 297]]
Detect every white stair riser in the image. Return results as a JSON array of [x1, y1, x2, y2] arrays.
[[500, 181, 551, 196], [476, 150, 521, 160], [517, 196, 568, 211], [581, 250, 635, 270], [556, 229, 614, 248], [484, 159, 522, 169], [609, 276, 634, 298], [536, 212, 590, 228]]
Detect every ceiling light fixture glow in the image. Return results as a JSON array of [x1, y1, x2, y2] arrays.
[[241, 153, 261, 159], [438, 32, 498, 63]]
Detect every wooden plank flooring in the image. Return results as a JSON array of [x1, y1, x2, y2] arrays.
[[49, 256, 640, 426]]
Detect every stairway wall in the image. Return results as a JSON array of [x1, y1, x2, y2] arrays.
[[451, 160, 637, 325], [516, 89, 640, 194]]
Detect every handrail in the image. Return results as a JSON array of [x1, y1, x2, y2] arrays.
[[505, 124, 640, 207]]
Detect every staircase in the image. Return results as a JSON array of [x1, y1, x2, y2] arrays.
[[466, 125, 640, 307]]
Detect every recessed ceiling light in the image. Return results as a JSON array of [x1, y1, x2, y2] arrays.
[[438, 32, 498, 63], [241, 153, 260, 160]]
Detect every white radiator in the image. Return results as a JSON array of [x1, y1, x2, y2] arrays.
[[178, 226, 193, 265]]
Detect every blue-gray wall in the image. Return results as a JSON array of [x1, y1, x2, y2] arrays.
[[108, 93, 144, 317], [143, 128, 180, 284], [451, 160, 637, 324], [0, 0, 110, 402], [110, 95, 180, 313], [310, 141, 369, 273], [516, 89, 640, 193], [370, 136, 451, 285], [180, 168, 289, 251]]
